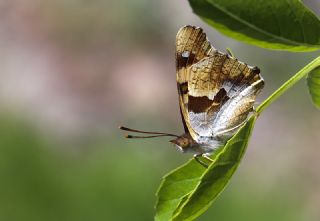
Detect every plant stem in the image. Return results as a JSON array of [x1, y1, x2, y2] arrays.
[[256, 56, 320, 114]]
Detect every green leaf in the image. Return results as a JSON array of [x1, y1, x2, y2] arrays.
[[155, 160, 206, 221], [307, 66, 320, 109], [188, 0, 320, 52], [155, 116, 257, 221]]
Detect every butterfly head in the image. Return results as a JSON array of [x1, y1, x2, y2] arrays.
[[170, 133, 196, 153]]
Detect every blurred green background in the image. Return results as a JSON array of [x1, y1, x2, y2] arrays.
[[0, 0, 320, 220]]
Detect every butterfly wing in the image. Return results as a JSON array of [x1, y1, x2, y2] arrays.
[[176, 25, 214, 138], [176, 26, 264, 143]]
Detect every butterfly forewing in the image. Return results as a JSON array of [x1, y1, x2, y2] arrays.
[[176, 26, 214, 138]]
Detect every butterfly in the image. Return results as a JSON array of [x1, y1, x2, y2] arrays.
[[120, 25, 264, 167]]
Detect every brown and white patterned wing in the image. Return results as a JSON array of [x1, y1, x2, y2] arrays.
[[176, 25, 214, 138], [188, 53, 264, 140], [176, 26, 264, 142]]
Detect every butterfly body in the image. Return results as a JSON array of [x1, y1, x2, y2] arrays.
[[173, 25, 264, 155], [170, 132, 222, 154]]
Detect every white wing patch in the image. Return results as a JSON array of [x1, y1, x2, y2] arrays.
[[188, 79, 263, 145]]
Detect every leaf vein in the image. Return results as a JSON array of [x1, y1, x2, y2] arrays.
[[207, 0, 318, 47]]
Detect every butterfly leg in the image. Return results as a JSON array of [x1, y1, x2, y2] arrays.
[[252, 106, 260, 118], [194, 154, 209, 168], [202, 154, 214, 163], [226, 47, 235, 58]]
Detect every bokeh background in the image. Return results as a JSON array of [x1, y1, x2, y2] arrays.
[[0, 0, 320, 220]]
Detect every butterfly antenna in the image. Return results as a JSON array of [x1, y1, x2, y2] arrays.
[[119, 126, 179, 139], [125, 134, 178, 139]]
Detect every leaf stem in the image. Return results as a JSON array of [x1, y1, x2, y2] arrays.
[[256, 56, 320, 114]]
